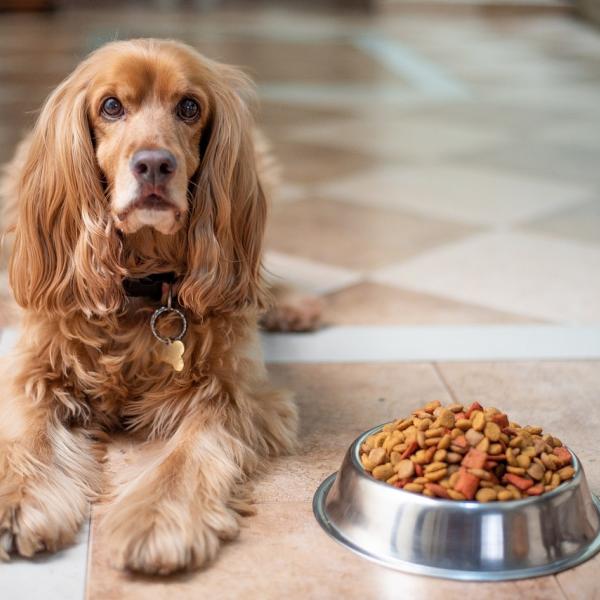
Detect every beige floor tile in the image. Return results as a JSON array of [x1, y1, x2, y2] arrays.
[[372, 231, 600, 323], [286, 117, 508, 162], [435, 361, 600, 491], [556, 551, 600, 600], [269, 139, 381, 185], [265, 198, 477, 271], [319, 165, 592, 227], [323, 281, 543, 326], [89, 501, 556, 600]]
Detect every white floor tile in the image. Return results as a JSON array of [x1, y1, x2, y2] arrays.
[[264, 250, 361, 295], [0, 520, 89, 600], [262, 325, 600, 363], [319, 165, 591, 227], [372, 231, 600, 323]]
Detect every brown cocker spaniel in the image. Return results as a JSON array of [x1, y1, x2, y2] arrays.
[[0, 39, 300, 575]]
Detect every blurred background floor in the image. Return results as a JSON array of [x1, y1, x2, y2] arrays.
[[0, 2, 599, 599]]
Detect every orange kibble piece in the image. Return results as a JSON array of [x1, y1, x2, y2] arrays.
[[454, 469, 480, 500]]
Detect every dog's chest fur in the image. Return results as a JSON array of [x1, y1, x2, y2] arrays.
[[21, 232, 259, 438]]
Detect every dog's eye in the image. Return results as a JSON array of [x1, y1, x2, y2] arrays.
[[176, 98, 200, 122], [101, 97, 124, 119]]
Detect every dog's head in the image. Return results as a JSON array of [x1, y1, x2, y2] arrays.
[[10, 39, 266, 317]]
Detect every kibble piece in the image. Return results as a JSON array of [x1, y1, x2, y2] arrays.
[[446, 452, 463, 464], [368, 447, 387, 468], [488, 443, 503, 455], [426, 483, 451, 499], [504, 473, 534, 491], [462, 448, 487, 470], [476, 437, 490, 453], [465, 428, 484, 447], [434, 409, 456, 430], [558, 466, 575, 481], [497, 490, 513, 501], [372, 463, 395, 480], [425, 461, 447, 473], [454, 469, 480, 500], [527, 462, 545, 481], [447, 489, 466, 500], [484, 421, 501, 442], [456, 419, 472, 431], [424, 400, 442, 413], [395, 459, 415, 480], [471, 411, 486, 432], [476, 488, 498, 502], [404, 483, 424, 493], [434, 449, 447, 462]]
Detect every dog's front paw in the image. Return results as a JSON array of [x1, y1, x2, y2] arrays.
[[105, 497, 240, 575], [0, 467, 88, 559]]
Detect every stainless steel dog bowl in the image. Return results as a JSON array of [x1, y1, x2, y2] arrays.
[[314, 424, 600, 581]]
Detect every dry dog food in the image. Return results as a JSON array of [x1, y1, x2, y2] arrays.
[[360, 401, 574, 501]]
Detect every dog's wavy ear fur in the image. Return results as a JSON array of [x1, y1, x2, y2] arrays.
[[178, 63, 268, 316], [9, 59, 124, 318]]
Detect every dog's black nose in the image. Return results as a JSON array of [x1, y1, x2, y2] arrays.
[[131, 149, 177, 184]]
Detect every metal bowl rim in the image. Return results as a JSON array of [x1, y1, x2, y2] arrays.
[[313, 472, 600, 581], [352, 422, 582, 507]]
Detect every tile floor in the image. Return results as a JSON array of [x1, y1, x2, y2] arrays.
[[0, 3, 600, 599]]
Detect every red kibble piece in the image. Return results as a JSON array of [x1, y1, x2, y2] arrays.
[[491, 413, 509, 428], [465, 402, 484, 418], [425, 483, 450, 499], [400, 441, 418, 460], [504, 473, 534, 491], [462, 448, 487, 469], [453, 435, 468, 449], [526, 484, 544, 496], [415, 464, 423, 477], [455, 412, 466, 421], [553, 447, 572, 467], [454, 469, 480, 500], [485, 461, 498, 469]]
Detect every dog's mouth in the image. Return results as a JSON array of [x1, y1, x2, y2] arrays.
[[115, 188, 185, 234], [136, 193, 174, 212]]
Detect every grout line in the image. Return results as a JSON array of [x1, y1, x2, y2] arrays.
[[431, 362, 460, 404], [353, 34, 471, 99], [553, 575, 571, 600], [82, 512, 93, 600]]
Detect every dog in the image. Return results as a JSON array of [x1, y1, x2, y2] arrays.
[[0, 38, 303, 575]]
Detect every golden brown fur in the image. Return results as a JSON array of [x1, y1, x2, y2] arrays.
[[0, 39, 298, 574]]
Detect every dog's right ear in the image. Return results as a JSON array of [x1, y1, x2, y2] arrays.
[[9, 61, 124, 317]]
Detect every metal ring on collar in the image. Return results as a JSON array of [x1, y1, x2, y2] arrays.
[[150, 306, 188, 344]]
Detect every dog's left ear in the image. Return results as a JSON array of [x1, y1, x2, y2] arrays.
[[178, 65, 268, 316]]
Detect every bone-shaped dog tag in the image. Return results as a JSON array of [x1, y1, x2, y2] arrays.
[[161, 340, 185, 372]]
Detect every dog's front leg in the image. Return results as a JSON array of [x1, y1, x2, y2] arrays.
[[104, 415, 252, 575], [0, 376, 101, 559]]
